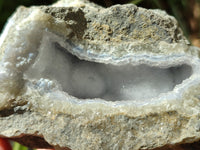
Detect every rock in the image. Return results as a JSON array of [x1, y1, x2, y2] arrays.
[[0, 0, 200, 149]]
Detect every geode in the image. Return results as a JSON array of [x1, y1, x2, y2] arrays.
[[0, 0, 200, 150]]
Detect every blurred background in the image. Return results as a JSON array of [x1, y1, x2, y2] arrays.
[[0, 0, 199, 47], [0, 0, 199, 150]]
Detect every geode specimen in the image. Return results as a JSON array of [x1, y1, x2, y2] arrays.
[[0, 0, 200, 149]]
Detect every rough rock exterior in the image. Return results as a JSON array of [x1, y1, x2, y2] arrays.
[[0, 0, 200, 150]]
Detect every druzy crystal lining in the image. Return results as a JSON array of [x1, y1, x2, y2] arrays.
[[24, 31, 192, 101]]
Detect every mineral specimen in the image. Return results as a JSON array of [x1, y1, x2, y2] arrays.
[[0, 0, 200, 149]]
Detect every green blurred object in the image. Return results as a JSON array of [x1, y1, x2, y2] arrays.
[[13, 142, 29, 150], [168, 0, 190, 38], [130, 0, 144, 5]]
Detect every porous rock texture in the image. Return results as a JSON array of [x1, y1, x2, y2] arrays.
[[0, 0, 200, 150]]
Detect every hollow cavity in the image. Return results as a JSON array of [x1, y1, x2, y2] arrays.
[[25, 36, 192, 101]]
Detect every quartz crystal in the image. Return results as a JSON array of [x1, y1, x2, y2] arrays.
[[0, 0, 200, 150]]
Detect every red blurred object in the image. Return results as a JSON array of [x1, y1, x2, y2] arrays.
[[0, 138, 12, 150]]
